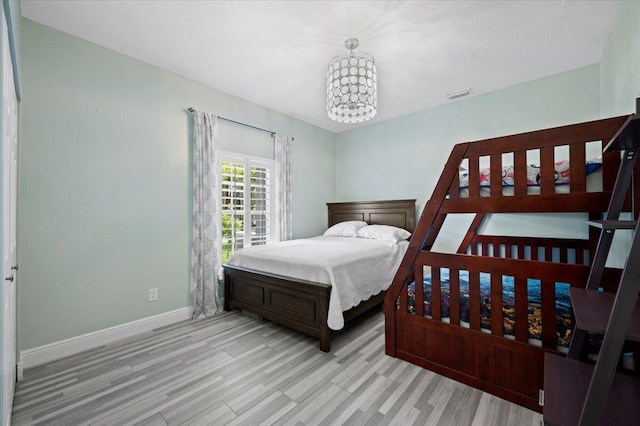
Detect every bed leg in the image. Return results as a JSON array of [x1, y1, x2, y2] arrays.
[[385, 311, 396, 357], [320, 326, 330, 352]]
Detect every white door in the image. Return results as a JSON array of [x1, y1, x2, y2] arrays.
[[1, 8, 17, 425]]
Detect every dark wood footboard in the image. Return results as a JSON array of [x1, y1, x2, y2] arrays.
[[224, 264, 387, 351], [223, 264, 332, 351]]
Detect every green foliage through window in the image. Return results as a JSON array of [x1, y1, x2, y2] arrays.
[[220, 157, 271, 263]]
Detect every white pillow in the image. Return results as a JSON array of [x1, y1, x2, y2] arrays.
[[357, 224, 411, 242], [323, 221, 368, 237]]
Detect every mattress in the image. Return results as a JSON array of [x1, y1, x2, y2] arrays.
[[406, 268, 572, 348], [227, 236, 409, 330]]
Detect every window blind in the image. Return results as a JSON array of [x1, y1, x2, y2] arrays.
[[220, 154, 273, 263]]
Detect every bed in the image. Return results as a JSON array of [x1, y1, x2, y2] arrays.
[[223, 199, 416, 352], [384, 115, 638, 412]]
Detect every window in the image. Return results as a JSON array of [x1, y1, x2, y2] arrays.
[[219, 152, 274, 263]]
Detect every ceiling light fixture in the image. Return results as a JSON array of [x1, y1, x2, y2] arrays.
[[326, 38, 377, 124]]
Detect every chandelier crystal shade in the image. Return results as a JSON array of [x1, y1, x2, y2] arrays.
[[326, 38, 377, 124]]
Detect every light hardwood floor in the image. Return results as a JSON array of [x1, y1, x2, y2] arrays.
[[12, 309, 542, 425]]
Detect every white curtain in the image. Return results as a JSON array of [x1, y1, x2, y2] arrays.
[[191, 110, 222, 318], [275, 133, 293, 241]]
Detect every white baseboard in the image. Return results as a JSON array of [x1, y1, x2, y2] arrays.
[[19, 306, 194, 373]]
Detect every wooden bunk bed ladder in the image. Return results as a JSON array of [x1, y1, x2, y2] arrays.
[[544, 99, 640, 426]]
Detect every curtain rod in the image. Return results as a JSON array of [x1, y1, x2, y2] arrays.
[[187, 107, 275, 137]]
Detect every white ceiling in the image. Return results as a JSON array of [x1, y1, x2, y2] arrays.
[[21, 0, 619, 133]]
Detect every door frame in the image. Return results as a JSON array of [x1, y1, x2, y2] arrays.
[[1, 5, 17, 425]]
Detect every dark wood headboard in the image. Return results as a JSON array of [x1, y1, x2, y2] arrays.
[[326, 199, 416, 233]]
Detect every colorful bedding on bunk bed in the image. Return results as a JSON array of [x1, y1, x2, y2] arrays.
[[458, 157, 603, 189], [405, 269, 573, 348]]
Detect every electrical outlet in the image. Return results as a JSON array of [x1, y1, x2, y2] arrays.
[[148, 288, 158, 302]]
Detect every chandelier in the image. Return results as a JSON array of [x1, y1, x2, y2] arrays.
[[326, 38, 377, 124]]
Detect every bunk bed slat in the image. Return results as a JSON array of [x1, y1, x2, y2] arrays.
[[603, 151, 620, 192], [570, 142, 587, 193], [468, 156, 480, 198], [560, 247, 568, 264], [490, 153, 502, 197], [504, 244, 513, 259], [518, 244, 526, 260], [540, 146, 556, 195], [514, 276, 529, 343], [432, 268, 441, 321], [491, 274, 504, 335], [450, 268, 461, 326], [469, 271, 481, 331], [415, 265, 424, 317], [514, 150, 528, 196], [541, 280, 557, 349]]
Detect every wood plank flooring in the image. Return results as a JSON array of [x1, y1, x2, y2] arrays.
[[12, 310, 542, 425]]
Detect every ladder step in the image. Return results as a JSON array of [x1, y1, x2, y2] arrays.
[[586, 220, 637, 230], [570, 288, 640, 341], [543, 353, 640, 426]]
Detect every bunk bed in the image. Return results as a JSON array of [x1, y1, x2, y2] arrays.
[[224, 199, 416, 352], [384, 115, 637, 412]]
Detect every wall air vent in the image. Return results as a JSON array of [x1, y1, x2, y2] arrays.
[[446, 88, 473, 100]]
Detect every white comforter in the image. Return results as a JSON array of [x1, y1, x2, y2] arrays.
[[226, 236, 409, 330]]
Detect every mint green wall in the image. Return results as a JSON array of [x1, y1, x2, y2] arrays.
[[19, 19, 335, 350], [335, 64, 602, 252], [600, 0, 640, 116]]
